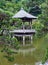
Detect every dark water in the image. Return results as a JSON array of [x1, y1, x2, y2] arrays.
[[13, 36, 47, 65]]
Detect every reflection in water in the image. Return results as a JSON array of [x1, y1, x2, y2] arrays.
[[14, 61, 48, 65], [35, 62, 43, 65], [35, 61, 48, 65], [18, 48, 36, 56], [14, 64, 32, 65], [14, 63, 35, 65], [13, 37, 45, 65]]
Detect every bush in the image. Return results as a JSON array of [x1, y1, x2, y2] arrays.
[[11, 37, 20, 49], [8, 56, 14, 62], [2, 46, 15, 62]]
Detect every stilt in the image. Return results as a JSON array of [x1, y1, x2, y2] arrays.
[[22, 22, 24, 30], [23, 36, 25, 46], [30, 21, 32, 29], [31, 35, 33, 44], [13, 35, 15, 38], [29, 36, 31, 42]]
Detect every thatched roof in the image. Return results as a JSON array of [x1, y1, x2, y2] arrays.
[[12, 8, 38, 19]]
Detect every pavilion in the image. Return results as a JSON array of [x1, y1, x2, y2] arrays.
[[10, 8, 38, 46]]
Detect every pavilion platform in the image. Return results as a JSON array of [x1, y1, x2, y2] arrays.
[[10, 29, 36, 36]]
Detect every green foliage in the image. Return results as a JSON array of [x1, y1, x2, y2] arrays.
[[11, 37, 19, 49], [0, 0, 48, 63], [5, 49, 15, 62], [0, 8, 4, 13], [42, 48, 48, 64], [33, 21, 44, 31], [1, 45, 15, 62], [33, 20, 44, 37], [7, 56, 14, 62]]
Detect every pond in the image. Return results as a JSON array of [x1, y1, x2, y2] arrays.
[[0, 34, 48, 65], [13, 37, 45, 65]]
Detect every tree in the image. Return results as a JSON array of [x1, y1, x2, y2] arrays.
[[39, 0, 48, 32]]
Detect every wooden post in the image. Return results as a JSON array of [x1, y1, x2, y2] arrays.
[[22, 22, 24, 30], [23, 36, 25, 46], [30, 20, 32, 44], [31, 35, 33, 44], [29, 21, 32, 29], [13, 35, 15, 38], [22, 21, 25, 46], [30, 21, 32, 29]]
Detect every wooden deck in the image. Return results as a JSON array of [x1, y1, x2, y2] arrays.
[[10, 29, 36, 36], [10, 29, 36, 33]]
